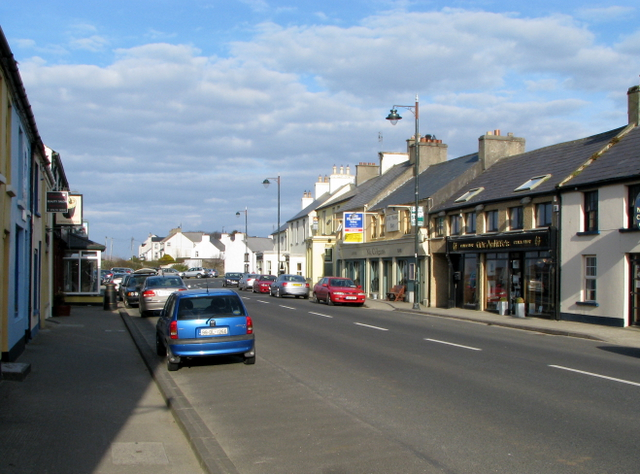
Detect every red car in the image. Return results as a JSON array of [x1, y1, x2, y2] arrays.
[[312, 277, 366, 306], [252, 274, 277, 293]]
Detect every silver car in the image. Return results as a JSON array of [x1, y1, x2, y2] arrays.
[[139, 275, 188, 317], [180, 267, 208, 279], [270, 274, 310, 299], [238, 273, 260, 291]]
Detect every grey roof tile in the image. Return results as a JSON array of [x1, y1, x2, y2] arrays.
[[433, 126, 625, 212]]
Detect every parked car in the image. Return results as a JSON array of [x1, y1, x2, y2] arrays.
[[109, 273, 127, 295], [252, 274, 277, 293], [159, 267, 180, 276], [270, 274, 310, 298], [118, 274, 132, 301], [122, 273, 154, 308], [223, 272, 243, 287], [155, 288, 255, 371], [313, 277, 366, 306], [205, 268, 219, 278], [111, 267, 134, 274], [139, 275, 188, 317], [238, 273, 260, 291], [180, 267, 208, 279], [100, 269, 114, 284]]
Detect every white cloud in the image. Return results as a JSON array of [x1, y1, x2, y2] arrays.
[[13, 7, 640, 257]]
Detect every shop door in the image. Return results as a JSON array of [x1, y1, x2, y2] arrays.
[[509, 253, 523, 308], [630, 255, 640, 326]]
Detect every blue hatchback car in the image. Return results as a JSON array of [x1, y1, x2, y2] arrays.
[[155, 288, 255, 371]]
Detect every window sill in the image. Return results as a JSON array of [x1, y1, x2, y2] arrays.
[[576, 301, 599, 307], [619, 228, 640, 233], [576, 231, 599, 236]]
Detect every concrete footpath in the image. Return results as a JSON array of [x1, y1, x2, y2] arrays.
[[0, 306, 204, 474], [2, 301, 640, 474]]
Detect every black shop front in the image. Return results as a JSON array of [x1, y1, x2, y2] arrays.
[[446, 228, 558, 318]]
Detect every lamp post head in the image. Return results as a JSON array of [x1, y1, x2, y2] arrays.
[[236, 212, 241, 217], [386, 108, 402, 125], [262, 178, 270, 188]]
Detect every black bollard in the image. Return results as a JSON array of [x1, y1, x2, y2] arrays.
[[103, 283, 118, 310]]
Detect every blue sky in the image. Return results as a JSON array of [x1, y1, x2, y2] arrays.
[[1, 1, 639, 258]]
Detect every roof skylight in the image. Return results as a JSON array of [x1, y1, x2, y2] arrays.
[[454, 187, 484, 203]]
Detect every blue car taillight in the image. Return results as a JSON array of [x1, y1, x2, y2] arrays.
[[170, 320, 178, 339]]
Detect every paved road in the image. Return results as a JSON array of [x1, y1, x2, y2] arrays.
[[126, 289, 640, 473]]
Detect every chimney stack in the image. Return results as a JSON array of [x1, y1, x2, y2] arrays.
[[479, 131, 525, 171], [407, 135, 447, 173]]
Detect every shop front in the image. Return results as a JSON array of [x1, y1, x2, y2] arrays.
[[446, 229, 557, 318], [337, 237, 427, 304]]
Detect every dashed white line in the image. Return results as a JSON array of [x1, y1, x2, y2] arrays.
[[424, 338, 482, 351], [280, 305, 296, 310], [354, 322, 389, 331], [549, 365, 640, 387], [309, 312, 333, 318]]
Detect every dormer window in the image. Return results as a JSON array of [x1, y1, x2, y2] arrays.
[[454, 187, 484, 203], [514, 175, 550, 192]]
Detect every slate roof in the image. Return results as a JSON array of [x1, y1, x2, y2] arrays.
[[433, 126, 626, 212], [560, 125, 640, 188], [372, 153, 479, 211], [316, 161, 413, 213], [247, 237, 275, 253], [287, 192, 333, 223]]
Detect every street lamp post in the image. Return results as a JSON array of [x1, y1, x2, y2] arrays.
[[386, 95, 422, 309], [236, 207, 249, 273], [263, 175, 281, 274]]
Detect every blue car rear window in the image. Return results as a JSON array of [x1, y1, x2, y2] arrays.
[[177, 295, 245, 320]]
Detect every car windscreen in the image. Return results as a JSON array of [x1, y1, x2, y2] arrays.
[[226, 273, 243, 278], [177, 295, 246, 320], [146, 277, 183, 288], [260, 275, 277, 281], [329, 279, 356, 287], [285, 275, 306, 282], [129, 275, 149, 286]]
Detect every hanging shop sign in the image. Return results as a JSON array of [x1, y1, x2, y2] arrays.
[[46, 191, 69, 212], [55, 194, 83, 226], [343, 212, 364, 244]]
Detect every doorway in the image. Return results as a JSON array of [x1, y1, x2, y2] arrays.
[[630, 254, 640, 326]]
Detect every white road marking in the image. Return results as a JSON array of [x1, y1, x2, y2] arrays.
[[256, 300, 270, 304], [309, 312, 333, 318], [280, 305, 296, 310], [355, 322, 389, 331], [424, 338, 482, 351], [549, 365, 640, 387]]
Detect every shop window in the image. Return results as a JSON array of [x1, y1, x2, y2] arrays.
[[63, 250, 101, 294], [465, 212, 476, 234], [486, 210, 499, 232], [584, 191, 598, 232], [536, 202, 552, 227], [509, 206, 523, 230], [524, 251, 553, 316], [450, 215, 461, 235], [584, 255, 597, 302], [486, 253, 509, 311], [628, 184, 640, 229]]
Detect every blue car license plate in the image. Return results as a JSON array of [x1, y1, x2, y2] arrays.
[[199, 327, 229, 336]]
